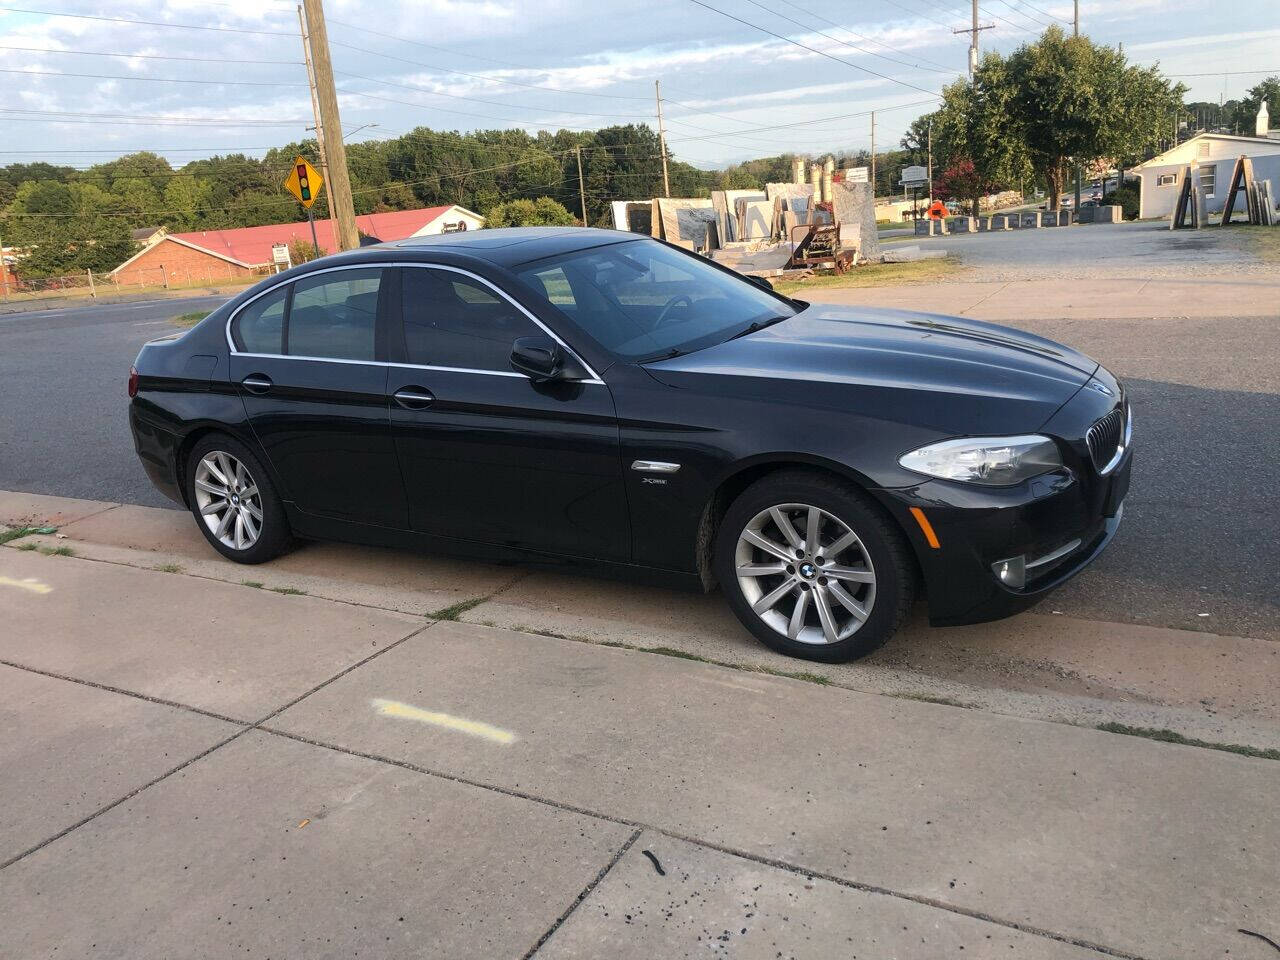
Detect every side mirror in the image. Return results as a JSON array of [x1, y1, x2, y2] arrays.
[[511, 336, 590, 383], [747, 275, 774, 292], [511, 336, 560, 381]]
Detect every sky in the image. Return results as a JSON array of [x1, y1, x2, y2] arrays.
[[0, 0, 1277, 173]]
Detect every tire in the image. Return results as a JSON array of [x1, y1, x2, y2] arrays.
[[185, 433, 292, 564], [714, 470, 915, 662]]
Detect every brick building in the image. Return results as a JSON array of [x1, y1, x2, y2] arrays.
[[110, 205, 483, 287]]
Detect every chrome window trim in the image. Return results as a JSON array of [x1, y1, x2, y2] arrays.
[[224, 260, 603, 384]]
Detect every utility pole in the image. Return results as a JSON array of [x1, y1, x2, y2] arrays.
[[0, 230, 9, 299], [870, 110, 876, 199], [655, 80, 671, 198], [576, 146, 589, 226], [953, 0, 994, 77], [301, 0, 358, 251], [297, 4, 336, 224], [927, 119, 933, 208], [1072, 2, 1081, 213]]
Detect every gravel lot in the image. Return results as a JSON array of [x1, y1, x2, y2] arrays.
[[919, 220, 1272, 280]]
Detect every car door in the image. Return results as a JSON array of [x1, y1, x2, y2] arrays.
[[386, 264, 629, 561], [227, 267, 407, 528]]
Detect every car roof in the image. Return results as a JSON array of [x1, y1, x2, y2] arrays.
[[393, 226, 639, 268]]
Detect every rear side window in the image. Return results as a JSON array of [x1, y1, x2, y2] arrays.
[[401, 268, 540, 371], [234, 287, 286, 354], [287, 269, 382, 361]]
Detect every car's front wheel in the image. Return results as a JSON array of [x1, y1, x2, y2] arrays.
[[186, 434, 292, 564], [714, 471, 915, 662]]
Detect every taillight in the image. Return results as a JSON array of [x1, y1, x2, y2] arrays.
[[127, 365, 139, 398]]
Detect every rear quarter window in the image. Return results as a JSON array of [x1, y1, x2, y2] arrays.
[[233, 287, 287, 354]]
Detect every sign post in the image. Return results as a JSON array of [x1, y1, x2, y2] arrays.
[[283, 155, 325, 251]]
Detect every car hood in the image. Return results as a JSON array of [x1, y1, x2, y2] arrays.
[[642, 305, 1098, 435]]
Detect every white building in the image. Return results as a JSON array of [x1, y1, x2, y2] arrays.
[[408, 204, 485, 235], [1135, 117, 1280, 220]]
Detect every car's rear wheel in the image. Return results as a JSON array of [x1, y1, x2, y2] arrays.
[[714, 471, 914, 662], [186, 434, 291, 564]]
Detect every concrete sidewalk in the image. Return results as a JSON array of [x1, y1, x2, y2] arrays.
[[6, 489, 1278, 755], [1, 545, 1277, 959]]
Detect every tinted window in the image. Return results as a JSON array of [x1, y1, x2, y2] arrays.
[[515, 238, 796, 360], [401, 268, 540, 371], [287, 269, 382, 361], [234, 287, 286, 354]]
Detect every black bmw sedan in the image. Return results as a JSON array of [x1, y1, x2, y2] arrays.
[[129, 227, 1131, 662]]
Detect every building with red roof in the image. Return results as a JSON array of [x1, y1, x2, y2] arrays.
[[110, 205, 483, 287]]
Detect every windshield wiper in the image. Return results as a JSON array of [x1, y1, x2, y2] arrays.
[[727, 315, 789, 341]]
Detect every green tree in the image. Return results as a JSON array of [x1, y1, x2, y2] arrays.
[[929, 57, 1031, 215], [484, 196, 576, 228], [1001, 27, 1183, 210], [1232, 76, 1280, 133]]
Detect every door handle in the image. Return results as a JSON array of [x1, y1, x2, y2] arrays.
[[241, 374, 272, 394], [393, 386, 435, 410]]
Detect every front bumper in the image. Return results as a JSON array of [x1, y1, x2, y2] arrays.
[[873, 446, 1131, 626]]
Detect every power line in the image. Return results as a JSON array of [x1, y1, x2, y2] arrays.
[[0, 45, 302, 65], [333, 70, 652, 120], [680, 0, 942, 97], [1007, 0, 1072, 26], [0, 7, 296, 36], [991, 0, 1055, 30], [0, 107, 312, 126], [665, 97, 938, 143], [323, 17, 650, 99], [736, 0, 955, 74], [329, 39, 652, 104], [335, 87, 614, 132], [765, 0, 958, 72], [0, 67, 306, 87], [1166, 68, 1280, 77]]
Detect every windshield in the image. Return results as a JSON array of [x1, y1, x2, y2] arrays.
[[514, 238, 798, 361]]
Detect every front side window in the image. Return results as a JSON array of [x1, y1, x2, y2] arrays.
[[515, 238, 797, 361], [234, 286, 287, 354], [401, 268, 540, 371], [286, 269, 382, 361]]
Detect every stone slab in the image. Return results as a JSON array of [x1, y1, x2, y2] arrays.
[[2, 730, 635, 958], [0, 549, 423, 721], [0, 490, 120, 528], [268, 621, 1280, 960], [0, 664, 238, 864], [539, 832, 1109, 959]]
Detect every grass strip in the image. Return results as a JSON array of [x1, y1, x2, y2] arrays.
[[1097, 722, 1280, 761]]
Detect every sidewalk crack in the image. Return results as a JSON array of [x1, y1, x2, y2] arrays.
[[521, 828, 642, 959]]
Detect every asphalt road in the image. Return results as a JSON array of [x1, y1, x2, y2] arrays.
[[1, 294, 1276, 639], [0, 294, 229, 509]]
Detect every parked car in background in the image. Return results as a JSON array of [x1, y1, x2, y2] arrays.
[[129, 229, 1132, 661]]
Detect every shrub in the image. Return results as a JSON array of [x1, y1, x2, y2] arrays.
[[484, 197, 576, 228], [1106, 182, 1140, 220]]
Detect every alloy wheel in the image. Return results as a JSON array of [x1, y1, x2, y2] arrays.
[[734, 502, 876, 645], [193, 450, 263, 551]]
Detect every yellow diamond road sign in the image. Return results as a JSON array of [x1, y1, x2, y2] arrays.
[[284, 155, 323, 209]]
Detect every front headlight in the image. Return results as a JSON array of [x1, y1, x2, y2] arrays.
[[899, 435, 1062, 486]]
